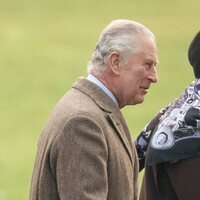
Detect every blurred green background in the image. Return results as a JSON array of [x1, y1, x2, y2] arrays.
[[0, 0, 199, 199]]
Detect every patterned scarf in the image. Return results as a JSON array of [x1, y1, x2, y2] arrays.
[[136, 79, 200, 167]]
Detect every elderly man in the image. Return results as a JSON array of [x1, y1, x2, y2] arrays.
[[30, 19, 158, 200]]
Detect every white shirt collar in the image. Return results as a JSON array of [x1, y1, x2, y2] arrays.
[[87, 74, 118, 106]]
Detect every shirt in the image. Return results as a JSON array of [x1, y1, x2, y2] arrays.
[[87, 74, 118, 106]]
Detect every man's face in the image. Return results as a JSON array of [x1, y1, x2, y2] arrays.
[[117, 37, 158, 107]]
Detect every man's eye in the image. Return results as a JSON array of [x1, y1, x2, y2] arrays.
[[145, 63, 151, 69]]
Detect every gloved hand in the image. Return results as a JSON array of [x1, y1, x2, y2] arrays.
[[184, 106, 200, 127]]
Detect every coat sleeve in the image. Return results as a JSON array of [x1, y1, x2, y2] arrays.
[[50, 115, 108, 200]]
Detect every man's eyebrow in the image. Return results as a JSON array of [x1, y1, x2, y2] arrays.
[[145, 58, 159, 65]]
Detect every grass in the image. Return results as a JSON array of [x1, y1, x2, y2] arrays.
[[0, 0, 199, 199]]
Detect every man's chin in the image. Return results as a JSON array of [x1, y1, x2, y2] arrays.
[[137, 99, 145, 104], [129, 97, 145, 106], [136, 96, 145, 104]]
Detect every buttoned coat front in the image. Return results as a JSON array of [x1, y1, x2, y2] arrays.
[[30, 78, 139, 200]]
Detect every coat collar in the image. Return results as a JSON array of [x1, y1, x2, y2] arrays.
[[72, 77, 119, 114]]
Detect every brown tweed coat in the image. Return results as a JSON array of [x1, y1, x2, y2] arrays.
[[30, 78, 139, 200]]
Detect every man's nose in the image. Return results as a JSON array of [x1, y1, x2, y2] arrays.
[[149, 67, 158, 83]]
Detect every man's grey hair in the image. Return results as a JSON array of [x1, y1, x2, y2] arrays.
[[87, 19, 155, 75]]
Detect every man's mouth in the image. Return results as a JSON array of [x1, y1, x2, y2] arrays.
[[140, 86, 149, 94]]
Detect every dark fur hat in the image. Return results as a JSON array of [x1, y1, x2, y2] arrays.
[[188, 31, 200, 78]]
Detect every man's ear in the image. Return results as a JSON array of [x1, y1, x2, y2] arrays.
[[108, 52, 122, 75]]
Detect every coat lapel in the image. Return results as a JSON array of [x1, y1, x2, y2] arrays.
[[108, 113, 133, 165]]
